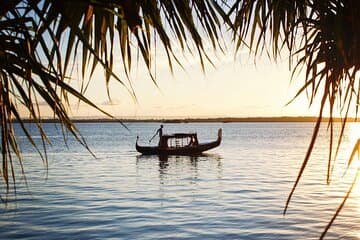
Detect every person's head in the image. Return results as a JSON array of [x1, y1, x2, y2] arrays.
[[160, 124, 163, 128]]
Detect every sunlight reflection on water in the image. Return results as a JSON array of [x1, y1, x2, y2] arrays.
[[0, 122, 359, 239]]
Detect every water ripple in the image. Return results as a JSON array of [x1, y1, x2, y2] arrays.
[[1, 122, 359, 239]]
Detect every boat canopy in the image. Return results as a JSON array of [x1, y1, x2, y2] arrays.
[[161, 133, 197, 140], [160, 133, 199, 148]]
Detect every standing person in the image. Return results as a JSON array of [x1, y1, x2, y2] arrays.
[[149, 125, 164, 146]]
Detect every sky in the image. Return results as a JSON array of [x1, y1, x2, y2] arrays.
[[25, 27, 326, 120], [14, 2, 356, 120], [64, 44, 321, 119]]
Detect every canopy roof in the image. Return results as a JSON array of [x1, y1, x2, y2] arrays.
[[162, 133, 197, 140]]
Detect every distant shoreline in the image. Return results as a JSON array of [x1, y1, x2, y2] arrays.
[[17, 116, 358, 123]]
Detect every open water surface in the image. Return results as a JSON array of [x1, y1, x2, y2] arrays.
[[0, 122, 359, 239]]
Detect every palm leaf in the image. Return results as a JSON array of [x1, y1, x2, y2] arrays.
[[0, 0, 229, 201]]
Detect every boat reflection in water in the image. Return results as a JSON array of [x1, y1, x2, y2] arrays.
[[136, 153, 223, 183]]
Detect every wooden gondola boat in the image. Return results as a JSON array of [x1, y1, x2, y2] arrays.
[[136, 128, 222, 155]]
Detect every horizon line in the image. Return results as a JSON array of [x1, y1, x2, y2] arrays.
[[16, 116, 359, 123]]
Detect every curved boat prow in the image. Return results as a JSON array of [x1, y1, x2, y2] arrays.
[[217, 128, 222, 142]]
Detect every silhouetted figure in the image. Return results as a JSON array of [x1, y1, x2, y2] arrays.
[[149, 125, 165, 147]]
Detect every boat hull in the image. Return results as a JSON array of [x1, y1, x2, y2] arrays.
[[136, 140, 220, 155]]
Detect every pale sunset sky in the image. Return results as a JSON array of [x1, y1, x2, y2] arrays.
[[33, 34, 326, 119], [60, 41, 323, 119]]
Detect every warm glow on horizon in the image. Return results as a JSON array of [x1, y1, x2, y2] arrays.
[[23, 49, 325, 119], [18, 39, 336, 119]]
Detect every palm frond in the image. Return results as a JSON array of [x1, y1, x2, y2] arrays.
[[230, 1, 360, 237], [0, 0, 229, 200], [2, 2, 360, 238]]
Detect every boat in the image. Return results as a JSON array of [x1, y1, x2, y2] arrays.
[[136, 128, 222, 155]]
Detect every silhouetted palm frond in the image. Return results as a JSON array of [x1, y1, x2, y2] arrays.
[[0, 0, 228, 199], [1, 1, 360, 238], [230, 0, 360, 237]]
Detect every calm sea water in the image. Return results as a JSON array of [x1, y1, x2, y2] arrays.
[[1, 122, 359, 239]]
